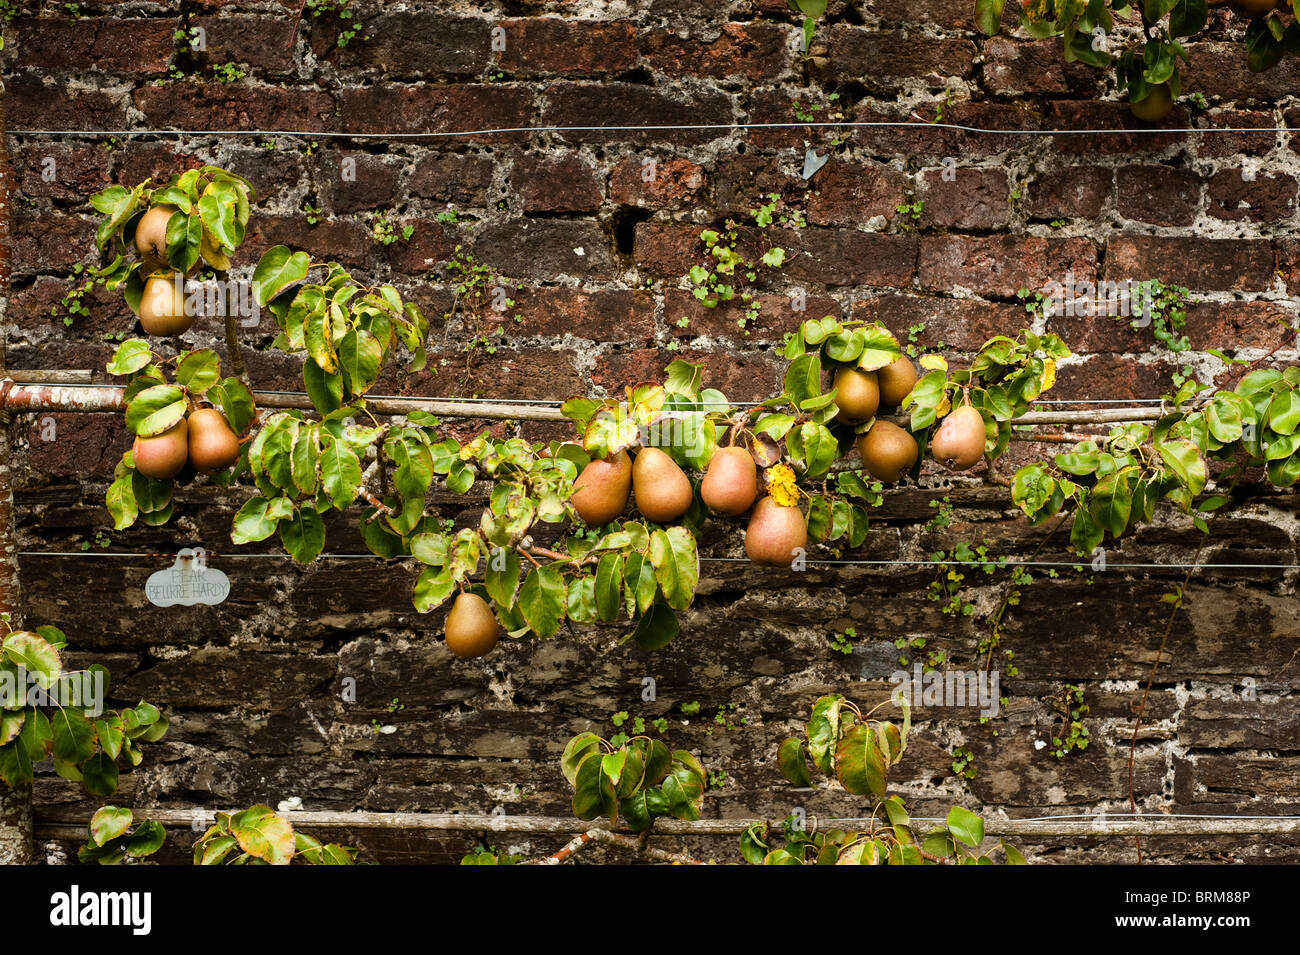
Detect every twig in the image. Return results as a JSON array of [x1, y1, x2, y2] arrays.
[[527, 828, 705, 865]]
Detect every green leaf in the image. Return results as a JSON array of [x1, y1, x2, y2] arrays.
[[595, 552, 624, 622], [806, 693, 848, 776], [90, 806, 134, 847], [561, 733, 602, 785], [834, 723, 888, 798], [338, 328, 383, 396], [3, 631, 61, 687], [106, 474, 139, 531], [230, 804, 296, 865], [125, 384, 187, 437], [319, 433, 363, 510], [231, 496, 282, 544], [107, 339, 153, 376], [1089, 467, 1136, 538], [975, 0, 1007, 34], [252, 246, 311, 306], [413, 567, 457, 613], [778, 737, 813, 786], [81, 752, 120, 797], [855, 322, 903, 372], [631, 599, 678, 651], [946, 806, 985, 848], [485, 547, 522, 608], [176, 349, 222, 394], [647, 526, 698, 611], [1155, 438, 1207, 498], [572, 751, 618, 823], [165, 211, 203, 274], [518, 565, 567, 639], [1267, 388, 1300, 435], [623, 552, 657, 617], [51, 708, 95, 764], [280, 507, 326, 563], [197, 182, 238, 251], [784, 353, 822, 405]]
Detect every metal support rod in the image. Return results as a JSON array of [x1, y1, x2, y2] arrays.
[[30, 808, 1300, 839], [0, 380, 1165, 427]]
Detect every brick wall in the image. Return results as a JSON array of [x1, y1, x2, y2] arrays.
[[3, 2, 1299, 863]]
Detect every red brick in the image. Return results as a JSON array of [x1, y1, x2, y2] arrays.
[[243, 215, 373, 270], [640, 23, 791, 82], [315, 13, 489, 77], [111, 144, 205, 193], [543, 83, 735, 146], [499, 19, 638, 75], [507, 288, 656, 342], [1115, 165, 1202, 227], [384, 221, 456, 276], [592, 347, 784, 403], [1197, 109, 1279, 158], [11, 211, 97, 273], [134, 82, 336, 132], [744, 88, 852, 151], [1184, 301, 1297, 352], [25, 412, 128, 480], [13, 144, 112, 202], [664, 288, 843, 343], [191, 15, 299, 72], [472, 220, 616, 281], [634, 221, 706, 278], [1052, 355, 1174, 402], [609, 157, 705, 210], [918, 236, 1097, 298], [1104, 237, 1276, 293], [849, 100, 1046, 159], [918, 167, 1011, 231], [8, 277, 128, 339], [7, 75, 129, 130], [1045, 101, 1192, 155], [864, 0, 1016, 29], [812, 26, 977, 89], [785, 229, 917, 288], [15, 16, 175, 73], [982, 37, 1102, 97], [852, 293, 1029, 352], [1207, 170, 1298, 224], [1278, 238, 1300, 296], [1046, 288, 1170, 355], [808, 161, 910, 228], [314, 152, 400, 215], [338, 86, 533, 142], [1027, 166, 1113, 220], [712, 155, 804, 217], [1183, 41, 1300, 102], [221, 146, 306, 208], [514, 153, 604, 213], [407, 154, 497, 208], [407, 348, 586, 402]]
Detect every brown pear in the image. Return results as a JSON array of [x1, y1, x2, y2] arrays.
[[132, 418, 189, 480], [632, 447, 693, 523], [877, 356, 919, 407], [1228, 0, 1279, 18], [187, 408, 242, 473], [571, 450, 632, 526], [930, 404, 986, 471], [444, 592, 500, 659], [139, 273, 193, 336], [858, 421, 919, 483], [135, 204, 178, 266], [745, 496, 808, 567], [701, 445, 758, 517], [1129, 83, 1173, 122], [833, 367, 879, 424]]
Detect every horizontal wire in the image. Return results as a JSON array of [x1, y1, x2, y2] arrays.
[[9, 121, 1298, 140], [16, 552, 1298, 571], [826, 812, 1300, 824]]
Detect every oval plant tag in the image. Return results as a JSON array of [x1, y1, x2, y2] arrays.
[[145, 548, 230, 607]]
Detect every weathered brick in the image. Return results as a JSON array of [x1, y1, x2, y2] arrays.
[[864, 0, 1014, 29], [472, 219, 616, 281], [407, 154, 496, 207], [1183, 41, 1300, 101], [1051, 354, 1174, 401], [1045, 101, 1192, 155], [514, 153, 604, 213], [665, 288, 842, 343], [191, 15, 299, 72], [11, 211, 97, 273], [1104, 236, 1276, 292], [634, 221, 706, 278], [111, 144, 205, 192], [498, 18, 638, 75], [807, 161, 910, 228], [220, 146, 306, 207], [712, 154, 804, 217], [507, 287, 656, 342], [609, 156, 705, 210], [1196, 109, 1279, 158], [593, 347, 783, 403], [918, 166, 1011, 230], [13, 144, 112, 202], [384, 221, 456, 276], [134, 81, 336, 132], [982, 37, 1102, 97], [852, 293, 1028, 352], [785, 229, 917, 288], [1206, 169, 1299, 224], [14, 16, 175, 73], [338, 86, 532, 142], [918, 236, 1097, 298], [24, 412, 128, 480], [8, 276, 126, 338], [1027, 166, 1113, 220], [542, 83, 734, 145], [314, 151, 400, 214], [1183, 300, 1298, 352], [640, 23, 791, 82], [812, 26, 978, 89], [408, 348, 586, 401], [7, 74, 130, 130], [849, 100, 1045, 159], [243, 215, 374, 270], [1278, 237, 1300, 296], [1115, 165, 1202, 227], [315, 13, 489, 77]]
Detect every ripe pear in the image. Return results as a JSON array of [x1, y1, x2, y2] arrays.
[[701, 445, 758, 516], [187, 408, 242, 473], [858, 421, 919, 483], [1129, 83, 1173, 122], [744, 496, 808, 567], [132, 418, 189, 480], [833, 367, 879, 424], [930, 404, 986, 471], [632, 447, 693, 523], [444, 592, 500, 659], [135, 204, 178, 265], [877, 356, 918, 407], [571, 450, 632, 526], [1228, 0, 1279, 17], [140, 273, 193, 336]]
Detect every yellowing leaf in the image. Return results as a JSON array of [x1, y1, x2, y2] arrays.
[[1042, 358, 1057, 393], [919, 354, 948, 373], [766, 463, 800, 507], [935, 394, 952, 419]]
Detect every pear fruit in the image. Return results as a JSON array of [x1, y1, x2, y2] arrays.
[[745, 496, 808, 567], [133, 418, 189, 480], [632, 447, 693, 523], [1129, 83, 1173, 122], [1228, 0, 1279, 17], [571, 450, 632, 526], [930, 404, 986, 471], [833, 367, 879, 424], [139, 273, 193, 336], [701, 445, 758, 516], [858, 421, 919, 483], [135, 204, 178, 266], [877, 356, 918, 407], [187, 408, 242, 473], [444, 592, 500, 659]]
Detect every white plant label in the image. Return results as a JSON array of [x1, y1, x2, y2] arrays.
[[145, 548, 230, 607]]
